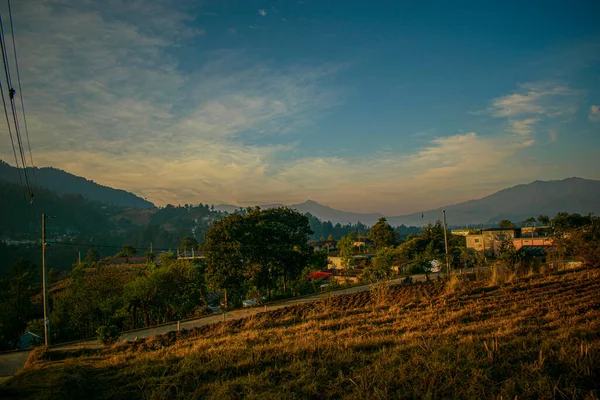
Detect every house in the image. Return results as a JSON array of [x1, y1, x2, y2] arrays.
[[328, 254, 376, 270], [352, 238, 375, 248], [466, 228, 554, 255], [308, 240, 337, 252]]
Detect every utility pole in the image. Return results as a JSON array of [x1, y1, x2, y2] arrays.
[[78, 251, 81, 264], [442, 210, 450, 276], [41, 214, 49, 346]]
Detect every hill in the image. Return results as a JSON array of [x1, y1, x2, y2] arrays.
[[388, 177, 600, 226], [215, 200, 384, 225], [3, 265, 599, 399], [0, 160, 154, 209]]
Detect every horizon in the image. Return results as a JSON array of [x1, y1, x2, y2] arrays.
[[1, 0, 599, 215], [2, 158, 597, 217]]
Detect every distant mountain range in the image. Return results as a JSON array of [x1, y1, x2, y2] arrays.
[[0, 160, 154, 209], [386, 177, 600, 227], [215, 200, 385, 225], [216, 178, 600, 226]]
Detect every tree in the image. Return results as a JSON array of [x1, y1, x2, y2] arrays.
[[368, 217, 396, 248], [370, 247, 397, 280], [203, 207, 313, 304], [0, 260, 36, 350], [84, 248, 100, 264], [498, 219, 516, 229], [537, 215, 550, 226], [179, 236, 198, 253], [337, 235, 355, 271], [121, 245, 136, 257], [523, 217, 536, 227], [496, 237, 520, 270]]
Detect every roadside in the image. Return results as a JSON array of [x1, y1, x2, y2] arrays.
[[0, 270, 460, 377]]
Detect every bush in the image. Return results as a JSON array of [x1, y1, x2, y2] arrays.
[[96, 325, 121, 346]]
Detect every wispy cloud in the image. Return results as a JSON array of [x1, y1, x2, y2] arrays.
[[258, 9, 267, 16], [488, 83, 580, 118], [590, 105, 600, 122]]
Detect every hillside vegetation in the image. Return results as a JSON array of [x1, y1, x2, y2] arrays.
[[2, 265, 599, 399]]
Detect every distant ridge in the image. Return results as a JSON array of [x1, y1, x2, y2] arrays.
[[215, 178, 600, 226], [0, 160, 154, 209], [214, 199, 384, 224], [386, 177, 600, 226]]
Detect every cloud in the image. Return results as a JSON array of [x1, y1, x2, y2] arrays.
[[548, 130, 558, 143], [509, 118, 538, 136], [2, 0, 345, 207], [488, 83, 580, 118], [1, 0, 591, 215], [258, 9, 267, 16], [590, 105, 600, 122]]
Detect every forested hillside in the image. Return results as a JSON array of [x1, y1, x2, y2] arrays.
[[0, 161, 154, 209]]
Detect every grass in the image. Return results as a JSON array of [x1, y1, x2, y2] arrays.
[[2, 265, 599, 399]]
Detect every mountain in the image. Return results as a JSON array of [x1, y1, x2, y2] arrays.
[[215, 200, 383, 224], [387, 177, 600, 227], [0, 160, 154, 209], [290, 200, 384, 225]]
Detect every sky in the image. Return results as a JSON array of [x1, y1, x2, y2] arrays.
[[1, 0, 599, 215]]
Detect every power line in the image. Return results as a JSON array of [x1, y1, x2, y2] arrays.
[[0, 11, 38, 232], [0, 79, 26, 202], [6, 0, 37, 188]]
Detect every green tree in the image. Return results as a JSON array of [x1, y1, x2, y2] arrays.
[[179, 236, 199, 253], [125, 260, 205, 327], [337, 235, 355, 271], [370, 246, 397, 280], [121, 245, 136, 257], [203, 207, 313, 304], [368, 217, 396, 248], [84, 248, 100, 264], [498, 219, 516, 229], [0, 260, 36, 350], [523, 217, 536, 227], [537, 215, 550, 226], [496, 237, 520, 270]]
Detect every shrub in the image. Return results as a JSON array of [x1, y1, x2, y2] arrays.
[[96, 325, 121, 346]]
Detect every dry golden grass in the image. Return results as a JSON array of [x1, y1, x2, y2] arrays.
[[2, 266, 600, 399]]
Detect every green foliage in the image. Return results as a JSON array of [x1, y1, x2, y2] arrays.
[[369, 246, 396, 280], [0, 259, 37, 350], [84, 248, 100, 264], [50, 266, 129, 342], [496, 237, 520, 270], [179, 236, 199, 252], [523, 217, 536, 227], [551, 212, 591, 232], [204, 207, 313, 304], [96, 325, 121, 346], [368, 217, 396, 247], [124, 260, 206, 327], [537, 215, 550, 225], [337, 235, 355, 271], [498, 219, 516, 229]]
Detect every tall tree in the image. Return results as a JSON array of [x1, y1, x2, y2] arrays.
[[537, 215, 550, 226], [368, 217, 396, 248], [498, 219, 516, 229], [0, 260, 36, 350]]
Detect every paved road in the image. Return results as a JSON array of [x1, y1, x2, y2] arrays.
[[1, 269, 470, 377]]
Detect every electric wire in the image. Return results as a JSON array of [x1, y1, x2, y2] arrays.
[[6, 0, 38, 188]]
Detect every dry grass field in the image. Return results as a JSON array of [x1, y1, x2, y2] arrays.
[[2, 265, 599, 399]]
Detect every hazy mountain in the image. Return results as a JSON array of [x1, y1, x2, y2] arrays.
[[0, 160, 154, 209], [387, 178, 600, 227], [215, 200, 383, 224], [290, 200, 384, 225]]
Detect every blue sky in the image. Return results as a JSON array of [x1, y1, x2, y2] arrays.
[[1, 0, 599, 215]]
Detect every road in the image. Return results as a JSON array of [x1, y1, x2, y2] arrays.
[[0, 270, 462, 377]]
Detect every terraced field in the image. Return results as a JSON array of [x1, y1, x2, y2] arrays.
[[2, 266, 599, 399]]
